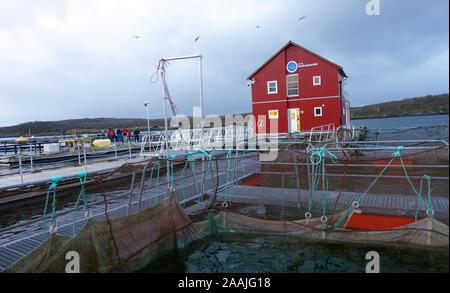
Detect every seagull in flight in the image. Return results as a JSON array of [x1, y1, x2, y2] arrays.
[[132, 35, 140, 39], [297, 15, 307, 22], [194, 36, 200, 42], [256, 25, 261, 29]]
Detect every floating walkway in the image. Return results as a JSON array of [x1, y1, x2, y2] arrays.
[[0, 157, 147, 193]]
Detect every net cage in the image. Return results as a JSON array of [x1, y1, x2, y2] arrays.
[[0, 138, 448, 273]]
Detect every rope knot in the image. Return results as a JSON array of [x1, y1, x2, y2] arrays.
[[310, 147, 337, 165], [392, 145, 404, 158], [78, 170, 87, 179]]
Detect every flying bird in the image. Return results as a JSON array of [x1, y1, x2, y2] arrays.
[[132, 35, 140, 39], [194, 36, 200, 42], [256, 25, 260, 29], [297, 15, 307, 22]]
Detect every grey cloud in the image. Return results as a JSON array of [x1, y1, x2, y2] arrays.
[[0, 0, 448, 126]]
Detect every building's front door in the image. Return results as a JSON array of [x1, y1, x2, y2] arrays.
[[288, 108, 300, 133]]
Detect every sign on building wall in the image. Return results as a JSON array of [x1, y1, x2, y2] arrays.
[[286, 60, 318, 73], [268, 109, 279, 119], [286, 61, 297, 73]]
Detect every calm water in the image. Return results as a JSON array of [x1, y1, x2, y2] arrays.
[[352, 114, 449, 141], [140, 232, 449, 273], [352, 114, 448, 129]]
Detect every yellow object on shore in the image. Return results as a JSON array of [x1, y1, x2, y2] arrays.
[[92, 139, 111, 149], [15, 136, 28, 142]]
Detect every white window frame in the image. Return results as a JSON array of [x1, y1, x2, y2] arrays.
[[267, 80, 278, 94], [268, 109, 279, 119], [286, 74, 299, 97], [314, 106, 323, 117], [313, 75, 321, 86]]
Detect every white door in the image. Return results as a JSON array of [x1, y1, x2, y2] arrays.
[[288, 108, 300, 133]]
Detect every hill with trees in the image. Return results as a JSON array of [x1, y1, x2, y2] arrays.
[[1, 93, 447, 137], [350, 93, 448, 119]]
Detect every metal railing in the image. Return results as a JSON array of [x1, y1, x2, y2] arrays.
[[308, 123, 336, 142]]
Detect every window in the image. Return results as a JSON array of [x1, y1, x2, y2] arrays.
[[313, 76, 321, 86], [267, 80, 278, 94], [314, 107, 322, 117], [286, 74, 299, 97], [268, 109, 279, 119]]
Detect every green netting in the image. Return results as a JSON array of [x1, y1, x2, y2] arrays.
[[5, 194, 448, 273], [212, 211, 449, 249], [5, 195, 207, 273]]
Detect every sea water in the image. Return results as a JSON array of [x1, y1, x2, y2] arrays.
[[352, 114, 448, 129], [140, 232, 449, 273]]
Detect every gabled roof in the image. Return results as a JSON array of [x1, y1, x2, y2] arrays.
[[247, 40, 347, 79]]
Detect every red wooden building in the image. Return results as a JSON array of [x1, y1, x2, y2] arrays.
[[247, 41, 350, 134]]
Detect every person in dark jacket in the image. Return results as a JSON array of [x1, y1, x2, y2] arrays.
[[116, 128, 122, 143], [133, 128, 140, 142]]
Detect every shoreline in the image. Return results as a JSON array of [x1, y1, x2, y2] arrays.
[[351, 112, 449, 120]]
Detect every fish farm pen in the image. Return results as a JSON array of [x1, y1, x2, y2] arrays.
[[0, 125, 448, 273]]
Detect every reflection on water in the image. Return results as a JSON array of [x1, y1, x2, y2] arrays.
[[140, 232, 449, 273]]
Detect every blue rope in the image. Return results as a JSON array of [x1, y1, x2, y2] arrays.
[[224, 150, 233, 203], [43, 176, 62, 237], [148, 160, 160, 206], [334, 146, 434, 228], [334, 147, 402, 228], [195, 150, 212, 205], [307, 147, 337, 218], [180, 153, 194, 208], [72, 171, 89, 236], [398, 157, 434, 220], [190, 155, 199, 195], [169, 155, 176, 198]]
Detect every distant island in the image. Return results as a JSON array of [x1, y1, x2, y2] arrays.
[[0, 93, 448, 137], [0, 114, 251, 137], [350, 93, 448, 119]]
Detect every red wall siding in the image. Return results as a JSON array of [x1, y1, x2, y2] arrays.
[[253, 101, 288, 133], [250, 43, 345, 133]]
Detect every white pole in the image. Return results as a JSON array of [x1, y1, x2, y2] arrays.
[[128, 141, 132, 159], [77, 143, 81, 165], [83, 143, 87, 172], [30, 155, 33, 173], [161, 63, 170, 156], [161, 61, 170, 188], [18, 150, 23, 185], [145, 101, 151, 154], [199, 55, 204, 150]]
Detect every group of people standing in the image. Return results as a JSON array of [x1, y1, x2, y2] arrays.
[[103, 128, 140, 143]]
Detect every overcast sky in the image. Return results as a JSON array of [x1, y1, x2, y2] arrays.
[[0, 0, 448, 127]]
